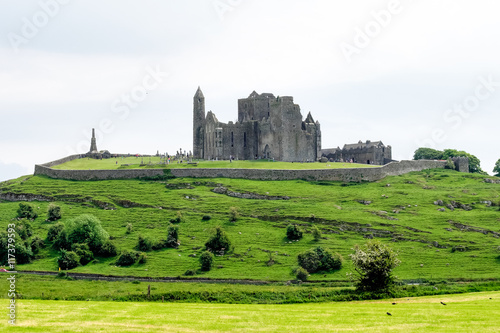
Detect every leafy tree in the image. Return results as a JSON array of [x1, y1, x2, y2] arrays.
[[98, 240, 118, 257], [229, 207, 239, 222], [137, 252, 147, 264], [442, 149, 483, 174], [295, 267, 309, 281], [170, 211, 184, 223], [413, 148, 443, 160], [205, 226, 231, 254], [47, 204, 61, 221], [116, 250, 139, 266], [136, 235, 154, 252], [47, 222, 65, 242], [166, 224, 179, 248], [297, 246, 343, 273], [13, 220, 33, 240], [57, 250, 80, 270], [312, 225, 322, 241], [65, 214, 109, 253], [53, 228, 70, 251], [71, 243, 94, 265], [200, 251, 214, 271], [493, 159, 500, 177], [125, 223, 133, 234], [16, 203, 38, 220], [350, 240, 400, 292], [30, 236, 45, 254], [286, 224, 303, 240]]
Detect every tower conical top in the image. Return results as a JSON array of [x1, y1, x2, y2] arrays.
[[194, 86, 204, 98]]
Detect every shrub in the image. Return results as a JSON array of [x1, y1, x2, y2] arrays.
[[137, 252, 147, 264], [116, 250, 139, 266], [57, 250, 80, 270], [184, 269, 196, 276], [71, 243, 94, 265], [47, 222, 65, 242], [170, 211, 183, 223], [445, 158, 455, 170], [298, 246, 343, 273], [229, 207, 239, 222], [286, 224, 303, 240], [350, 240, 400, 292], [30, 236, 45, 254], [53, 228, 70, 251], [17, 203, 38, 220], [202, 215, 211, 221], [136, 235, 154, 252], [15, 240, 34, 264], [66, 214, 109, 253], [14, 220, 33, 240], [312, 225, 321, 241], [205, 226, 231, 254], [47, 204, 61, 221], [200, 251, 214, 271], [295, 267, 309, 281], [166, 224, 179, 248], [98, 240, 118, 257], [125, 223, 133, 234]]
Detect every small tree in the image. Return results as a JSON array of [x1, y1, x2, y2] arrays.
[[30, 236, 45, 254], [57, 250, 80, 270], [493, 159, 500, 177], [312, 225, 321, 241], [295, 267, 309, 281], [445, 158, 455, 170], [125, 223, 133, 234], [116, 250, 139, 266], [205, 226, 231, 254], [66, 214, 109, 253], [17, 203, 38, 220], [229, 207, 239, 222], [47, 222, 65, 242], [286, 224, 303, 240], [98, 240, 118, 257], [298, 246, 342, 273], [166, 224, 179, 248], [71, 243, 94, 265], [350, 240, 400, 292], [170, 211, 184, 223], [200, 251, 214, 271], [136, 235, 154, 252], [47, 204, 61, 221], [14, 220, 33, 240]]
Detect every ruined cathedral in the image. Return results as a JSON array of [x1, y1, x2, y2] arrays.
[[192, 87, 321, 162]]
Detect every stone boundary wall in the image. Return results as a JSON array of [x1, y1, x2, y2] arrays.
[[34, 156, 449, 182], [40, 154, 82, 168]]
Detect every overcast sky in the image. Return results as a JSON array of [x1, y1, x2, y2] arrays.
[[1, 0, 499, 181]]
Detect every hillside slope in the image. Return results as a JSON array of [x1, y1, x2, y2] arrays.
[[0, 169, 499, 281]]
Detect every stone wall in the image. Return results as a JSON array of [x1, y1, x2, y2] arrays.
[[40, 154, 82, 167], [34, 158, 449, 182]]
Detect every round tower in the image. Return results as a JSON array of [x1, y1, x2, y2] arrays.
[[193, 87, 206, 159]]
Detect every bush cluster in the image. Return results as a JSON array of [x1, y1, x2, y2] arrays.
[[17, 203, 38, 220], [200, 251, 214, 271], [205, 226, 231, 254], [297, 246, 343, 273], [286, 224, 303, 240]]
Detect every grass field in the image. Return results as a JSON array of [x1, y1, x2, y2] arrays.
[[51, 157, 378, 170], [2, 291, 499, 332], [1, 169, 499, 282]]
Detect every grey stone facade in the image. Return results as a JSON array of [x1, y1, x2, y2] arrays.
[[321, 140, 393, 165], [193, 88, 321, 162]]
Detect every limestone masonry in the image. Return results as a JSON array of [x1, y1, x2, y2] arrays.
[[193, 88, 321, 162]]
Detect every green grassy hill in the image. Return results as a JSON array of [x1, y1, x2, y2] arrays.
[[1, 168, 499, 282]]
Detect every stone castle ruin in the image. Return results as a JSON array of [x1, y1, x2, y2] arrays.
[[193, 88, 321, 162], [192, 87, 392, 165], [321, 140, 393, 165]]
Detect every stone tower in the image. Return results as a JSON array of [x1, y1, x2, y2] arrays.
[[89, 128, 98, 153], [193, 87, 206, 159]]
